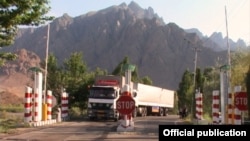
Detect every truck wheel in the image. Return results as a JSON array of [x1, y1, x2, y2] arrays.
[[132, 108, 137, 118], [163, 108, 168, 116], [159, 108, 164, 116], [143, 107, 147, 117]]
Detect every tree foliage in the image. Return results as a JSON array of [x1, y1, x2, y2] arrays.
[[195, 68, 205, 93], [177, 70, 193, 110], [140, 76, 153, 85], [177, 49, 250, 120], [0, 0, 53, 66], [44, 52, 108, 112], [177, 67, 220, 118], [231, 50, 250, 90], [62, 52, 88, 109], [246, 65, 250, 119], [112, 56, 153, 84], [43, 54, 64, 102]]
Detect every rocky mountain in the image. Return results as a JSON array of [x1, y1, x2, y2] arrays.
[[186, 28, 247, 52], [1, 1, 232, 93], [0, 49, 38, 104]]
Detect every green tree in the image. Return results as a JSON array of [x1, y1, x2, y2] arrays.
[[112, 56, 153, 84], [112, 56, 140, 80], [177, 70, 193, 111], [202, 67, 220, 118], [246, 65, 250, 119], [112, 56, 129, 76], [63, 52, 87, 110], [0, 0, 53, 66], [230, 50, 250, 90], [195, 68, 205, 93], [44, 54, 65, 102], [140, 76, 153, 85], [44, 53, 108, 114]]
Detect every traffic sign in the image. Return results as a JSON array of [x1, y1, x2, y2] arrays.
[[234, 92, 248, 111], [116, 95, 135, 115]]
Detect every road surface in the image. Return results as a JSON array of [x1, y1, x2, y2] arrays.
[[0, 115, 188, 141]]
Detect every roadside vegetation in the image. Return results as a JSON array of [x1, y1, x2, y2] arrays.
[[0, 105, 29, 133], [177, 49, 250, 121]]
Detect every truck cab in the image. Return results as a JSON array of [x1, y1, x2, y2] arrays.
[[87, 85, 120, 121]]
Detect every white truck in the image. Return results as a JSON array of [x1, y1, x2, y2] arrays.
[[87, 75, 175, 121]]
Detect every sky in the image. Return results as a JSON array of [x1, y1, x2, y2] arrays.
[[48, 0, 250, 45]]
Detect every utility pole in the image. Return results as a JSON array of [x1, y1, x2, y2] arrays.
[[222, 5, 231, 124], [192, 45, 201, 119], [44, 23, 50, 103], [184, 38, 201, 119]]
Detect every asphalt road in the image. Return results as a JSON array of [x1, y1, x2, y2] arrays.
[[0, 115, 186, 141]]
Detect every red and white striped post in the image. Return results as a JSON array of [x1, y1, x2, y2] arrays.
[[227, 92, 234, 124], [212, 90, 220, 124], [47, 90, 52, 120], [34, 88, 39, 122], [24, 87, 32, 123], [195, 91, 203, 120], [234, 86, 242, 125], [61, 91, 68, 120]]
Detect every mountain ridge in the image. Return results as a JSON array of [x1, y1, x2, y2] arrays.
[[1, 1, 243, 96]]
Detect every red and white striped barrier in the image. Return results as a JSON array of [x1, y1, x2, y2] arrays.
[[24, 87, 32, 123], [34, 88, 39, 122], [212, 90, 220, 124], [47, 90, 52, 120], [227, 92, 234, 124], [23, 72, 59, 126], [61, 91, 69, 120], [234, 86, 242, 125], [195, 92, 203, 120]]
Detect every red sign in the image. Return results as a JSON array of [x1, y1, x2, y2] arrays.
[[116, 95, 135, 115], [96, 80, 119, 86], [234, 92, 248, 111]]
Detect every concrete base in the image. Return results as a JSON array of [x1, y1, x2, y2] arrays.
[[116, 120, 135, 132], [29, 119, 57, 127], [117, 124, 134, 132], [192, 119, 209, 125]]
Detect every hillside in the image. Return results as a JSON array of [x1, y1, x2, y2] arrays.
[[0, 73, 29, 105], [0, 1, 233, 102], [0, 49, 38, 105]]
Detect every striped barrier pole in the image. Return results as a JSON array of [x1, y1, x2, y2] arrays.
[[24, 87, 32, 123], [195, 92, 203, 120], [212, 90, 220, 124], [47, 90, 52, 120], [61, 91, 69, 120], [227, 92, 234, 124], [34, 88, 39, 122], [234, 86, 242, 125]]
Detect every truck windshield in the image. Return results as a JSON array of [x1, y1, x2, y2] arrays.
[[89, 87, 116, 99]]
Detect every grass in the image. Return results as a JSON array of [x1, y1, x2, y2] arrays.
[[0, 104, 24, 113], [0, 105, 28, 133], [0, 104, 89, 133], [179, 113, 212, 125], [68, 107, 87, 120]]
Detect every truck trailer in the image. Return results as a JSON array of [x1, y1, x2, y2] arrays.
[[87, 75, 175, 121]]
